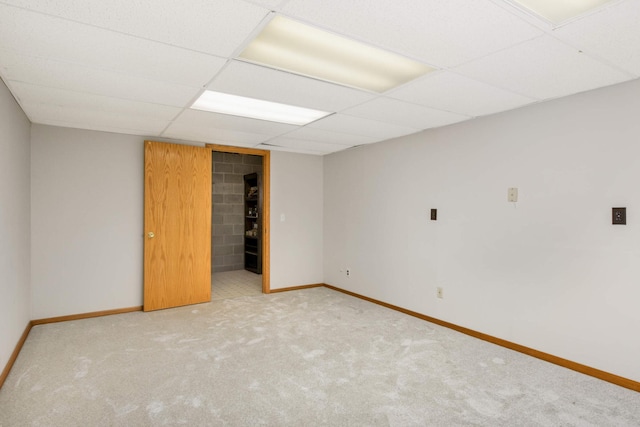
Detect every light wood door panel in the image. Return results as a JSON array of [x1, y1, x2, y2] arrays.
[[144, 141, 211, 311]]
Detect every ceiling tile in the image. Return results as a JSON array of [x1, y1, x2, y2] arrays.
[[282, 127, 377, 146], [1, 0, 269, 56], [255, 143, 327, 156], [454, 35, 632, 100], [342, 97, 470, 129], [0, 5, 227, 86], [0, 49, 201, 107], [307, 113, 419, 141], [22, 102, 171, 135], [266, 137, 350, 154], [163, 108, 299, 149], [388, 71, 538, 117], [209, 60, 375, 112], [10, 82, 182, 121], [169, 109, 298, 137], [553, 0, 640, 76], [280, 0, 542, 67], [245, 0, 290, 9], [162, 122, 269, 147]]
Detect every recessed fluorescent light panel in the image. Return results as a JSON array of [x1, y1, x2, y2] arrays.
[[238, 16, 434, 93], [509, 0, 615, 23], [191, 91, 331, 126]]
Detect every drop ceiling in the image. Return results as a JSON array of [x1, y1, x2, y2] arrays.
[[0, 0, 638, 156]]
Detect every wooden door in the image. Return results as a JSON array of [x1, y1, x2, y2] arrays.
[[144, 141, 211, 311]]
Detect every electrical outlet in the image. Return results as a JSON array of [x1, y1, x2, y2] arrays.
[[437, 287, 443, 299], [508, 187, 518, 202], [346, 269, 350, 277], [612, 207, 626, 225]]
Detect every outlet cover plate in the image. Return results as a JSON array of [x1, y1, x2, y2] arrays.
[[612, 207, 626, 225]]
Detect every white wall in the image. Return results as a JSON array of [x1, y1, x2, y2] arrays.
[[0, 79, 31, 370], [30, 127, 324, 317], [270, 151, 323, 289], [324, 78, 640, 382], [31, 126, 144, 318]]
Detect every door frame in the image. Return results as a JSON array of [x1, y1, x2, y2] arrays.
[[208, 144, 271, 294]]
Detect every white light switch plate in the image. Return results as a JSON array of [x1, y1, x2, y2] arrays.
[[508, 187, 518, 202]]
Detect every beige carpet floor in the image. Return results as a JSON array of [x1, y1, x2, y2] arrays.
[[1, 287, 639, 426]]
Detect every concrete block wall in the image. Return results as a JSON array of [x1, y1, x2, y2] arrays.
[[212, 152, 263, 273]]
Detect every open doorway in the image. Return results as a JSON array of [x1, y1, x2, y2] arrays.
[[208, 144, 270, 300]]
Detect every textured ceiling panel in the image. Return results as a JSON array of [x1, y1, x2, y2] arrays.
[[266, 137, 350, 154], [22, 102, 172, 135], [1, 0, 270, 56], [0, 5, 227, 86], [281, 127, 378, 146], [342, 97, 471, 130], [255, 143, 327, 156], [209, 60, 375, 112], [389, 71, 538, 117], [454, 35, 632, 100], [553, 0, 640, 76], [280, 0, 542, 67], [245, 0, 289, 8], [168, 109, 297, 138], [308, 114, 419, 141], [162, 121, 272, 147], [0, 49, 201, 107], [10, 82, 182, 121]]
